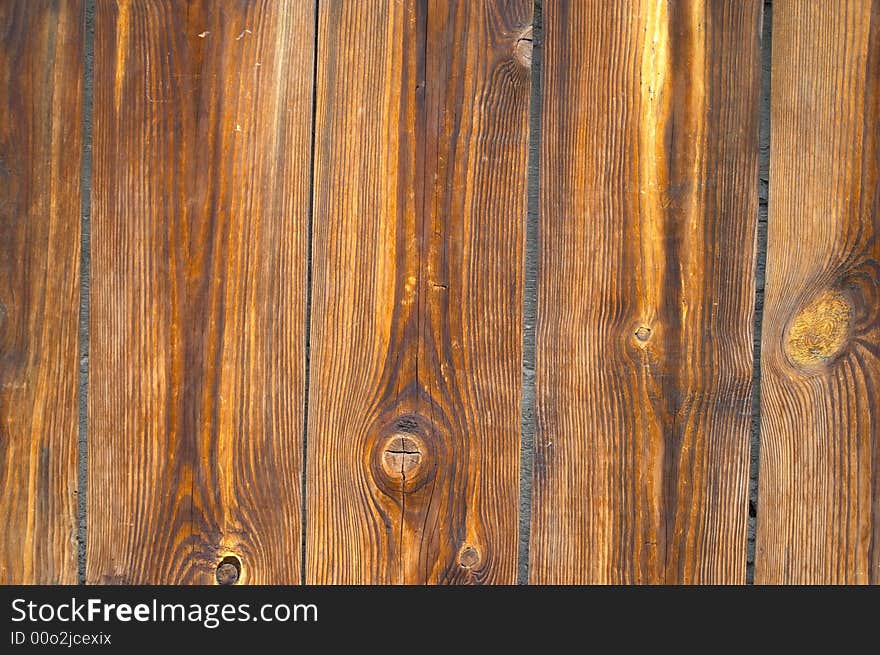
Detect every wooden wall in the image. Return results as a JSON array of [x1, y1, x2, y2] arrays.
[[0, 0, 877, 585]]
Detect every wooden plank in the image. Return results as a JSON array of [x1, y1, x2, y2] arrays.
[[89, 0, 315, 584], [756, 0, 880, 584], [307, 0, 531, 584], [531, 0, 762, 583], [0, 0, 81, 585]]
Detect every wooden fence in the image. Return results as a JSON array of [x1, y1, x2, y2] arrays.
[[0, 0, 877, 585]]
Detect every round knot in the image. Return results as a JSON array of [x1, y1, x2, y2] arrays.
[[380, 434, 423, 480], [215, 555, 241, 585], [459, 546, 480, 569], [369, 413, 437, 495], [786, 290, 851, 366]]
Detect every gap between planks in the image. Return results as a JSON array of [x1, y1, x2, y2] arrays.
[[518, 0, 544, 586], [77, 0, 96, 587], [746, 0, 773, 586]]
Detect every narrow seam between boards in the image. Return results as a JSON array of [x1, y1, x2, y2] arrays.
[[518, 0, 544, 586], [77, 0, 96, 586]]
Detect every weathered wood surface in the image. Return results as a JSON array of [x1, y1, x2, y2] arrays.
[[89, 0, 314, 584], [531, 0, 763, 583], [755, 0, 880, 584], [306, 0, 532, 584], [0, 0, 82, 585], [6, 0, 879, 587]]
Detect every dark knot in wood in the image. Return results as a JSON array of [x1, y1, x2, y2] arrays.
[[216, 555, 241, 585], [459, 545, 480, 568]]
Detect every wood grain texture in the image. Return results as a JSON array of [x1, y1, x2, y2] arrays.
[[756, 0, 880, 584], [89, 0, 315, 584], [0, 0, 81, 585], [307, 0, 531, 584], [531, 0, 762, 583]]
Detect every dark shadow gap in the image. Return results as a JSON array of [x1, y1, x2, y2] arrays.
[[518, 0, 543, 586], [77, 0, 96, 586], [747, 0, 773, 585], [300, 0, 321, 586]]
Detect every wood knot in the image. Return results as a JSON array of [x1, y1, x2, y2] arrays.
[[785, 290, 851, 366], [459, 545, 480, 569], [381, 434, 423, 480], [215, 555, 241, 585], [369, 413, 437, 495], [634, 326, 652, 342], [513, 26, 533, 68]]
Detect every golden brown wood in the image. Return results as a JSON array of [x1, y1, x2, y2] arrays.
[[307, 0, 531, 583], [755, 0, 880, 584], [0, 0, 81, 585], [89, 0, 315, 584], [531, 0, 762, 583]]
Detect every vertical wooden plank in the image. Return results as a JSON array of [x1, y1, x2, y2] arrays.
[[0, 0, 81, 585], [89, 0, 315, 584], [756, 0, 880, 584], [307, 0, 531, 583], [531, 0, 762, 583]]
